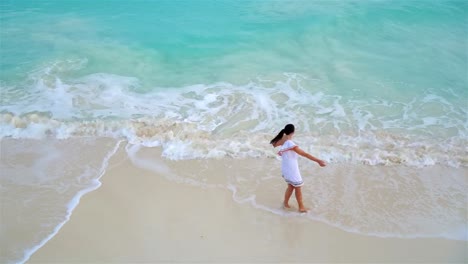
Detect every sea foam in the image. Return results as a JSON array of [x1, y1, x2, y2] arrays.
[[1, 64, 467, 168]]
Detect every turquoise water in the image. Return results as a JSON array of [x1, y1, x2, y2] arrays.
[[1, 0, 467, 166], [1, 1, 468, 262], [2, 0, 467, 90]]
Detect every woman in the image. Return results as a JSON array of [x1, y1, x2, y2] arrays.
[[270, 124, 326, 212]]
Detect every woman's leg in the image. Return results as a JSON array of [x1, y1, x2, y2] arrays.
[[294, 186, 308, 212], [283, 184, 294, 208]]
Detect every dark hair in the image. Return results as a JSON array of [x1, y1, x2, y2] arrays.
[[270, 124, 295, 145]]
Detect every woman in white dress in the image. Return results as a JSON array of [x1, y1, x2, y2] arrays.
[[270, 124, 326, 212]]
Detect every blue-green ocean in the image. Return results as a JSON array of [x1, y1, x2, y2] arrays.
[[1, 0, 467, 163], [1, 1, 467, 262]]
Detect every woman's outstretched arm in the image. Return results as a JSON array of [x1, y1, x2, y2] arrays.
[[293, 147, 326, 167]]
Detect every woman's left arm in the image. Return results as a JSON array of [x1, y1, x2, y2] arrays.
[[293, 147, 326, 167]]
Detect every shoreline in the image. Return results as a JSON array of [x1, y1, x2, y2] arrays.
[[24, 142, 466, 263]]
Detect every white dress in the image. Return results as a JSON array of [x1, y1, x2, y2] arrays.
[[278, 140, 303, 187]]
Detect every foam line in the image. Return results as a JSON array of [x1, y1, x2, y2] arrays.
[[19, 140, 123, 264], [124, 143, 219, 188], [226, 184, 467, 241]]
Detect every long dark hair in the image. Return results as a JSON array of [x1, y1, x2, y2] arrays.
[[270, 124, 295, 146]]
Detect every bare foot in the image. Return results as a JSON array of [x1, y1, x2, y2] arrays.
[[283, 203, 291, 209], [299, 207, 309, 213]]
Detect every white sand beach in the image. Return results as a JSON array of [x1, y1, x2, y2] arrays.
[[19, 140, 466, 263]]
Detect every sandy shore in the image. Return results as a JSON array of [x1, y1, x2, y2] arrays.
[[25, 144, 466, 263]]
